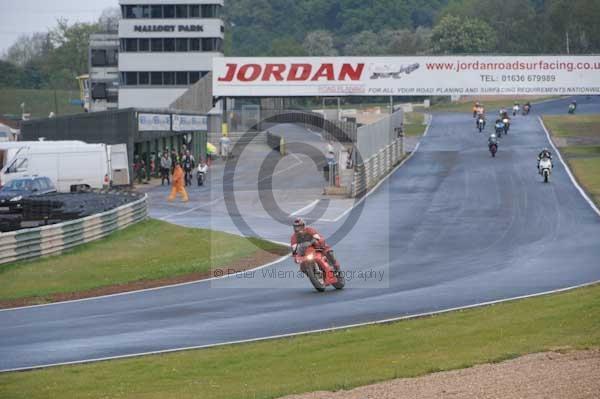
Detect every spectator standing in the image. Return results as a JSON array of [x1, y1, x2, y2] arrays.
[[219, 134, 232, 160], [168, 163, 189, 202], [171, 149, 179, 174], [160, 152, 171, 185]]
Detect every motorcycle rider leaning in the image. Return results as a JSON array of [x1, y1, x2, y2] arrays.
[[291, 218, 340, 272], [537, 148, 553, 170]]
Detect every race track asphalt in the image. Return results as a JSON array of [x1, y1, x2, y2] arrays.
[[1, 97, 599, 372]]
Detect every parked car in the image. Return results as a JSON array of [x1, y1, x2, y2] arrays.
[[0, 176, 56, 213]]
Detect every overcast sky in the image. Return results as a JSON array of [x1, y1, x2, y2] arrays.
[[0, 0, 118, 54]]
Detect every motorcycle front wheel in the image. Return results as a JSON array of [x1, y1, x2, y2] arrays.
[[304, 262, 326, 292]]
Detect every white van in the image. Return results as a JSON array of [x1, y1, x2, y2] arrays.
[[0, 142, 129, 192]]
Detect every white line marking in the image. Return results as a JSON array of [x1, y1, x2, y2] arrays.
[[290, 199, 319, 216], [160, 197, 222, 220], [538, 116, 600, 216], [0, 254, 290, 313], [3, 279, 598, 373]]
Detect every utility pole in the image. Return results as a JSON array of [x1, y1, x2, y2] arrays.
[[54, 89, 58, 116], [566, 31, 570, 54]]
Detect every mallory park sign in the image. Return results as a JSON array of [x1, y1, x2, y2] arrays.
[[133, 24, 204, 33], [213, 56, 600, 97]]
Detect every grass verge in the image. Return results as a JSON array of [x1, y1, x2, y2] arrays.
[[403, 111, 427, 136], [0, 88, 84, 118], [542, 115, 600, 137], [543, 114, 600, 206], [1, 283, 598, 399], [0, 218, 287, 304], [431, 96, 557, 112]]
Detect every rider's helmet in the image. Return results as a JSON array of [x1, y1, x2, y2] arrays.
[[293, 217, 306, 233]]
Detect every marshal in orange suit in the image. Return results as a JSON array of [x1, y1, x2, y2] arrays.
[[168, 164, 189, 202]]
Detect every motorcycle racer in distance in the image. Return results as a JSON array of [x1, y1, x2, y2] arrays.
[[488, 132, 499, 157], [290, 218, 340, 272], [537, 148, 553, 170], [473, 102, 481, 118]]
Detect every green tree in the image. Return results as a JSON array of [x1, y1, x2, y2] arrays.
[[269, 37, 307, 56], [383, 27, 432, 55], [303, 30, 339, 56], [343, 30, 386, 55], [431, 14, 496, 54]]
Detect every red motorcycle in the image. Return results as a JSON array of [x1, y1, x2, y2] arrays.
[[293, 242, 345, 292]]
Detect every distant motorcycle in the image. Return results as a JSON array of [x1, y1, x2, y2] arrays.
[[197, 170, 205, 186], [568, 103, 576, 114], [539, 158, 553, 183], [513, 105, 520, 116], [495, 121, 505, 138], [489, 142, 498, 157], [522, 104, 531, 115], [502, 117, 510, 135], [196, 164, 207, 186], [477, 116, 486, 132]]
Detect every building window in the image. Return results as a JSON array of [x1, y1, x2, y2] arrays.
[[125, 38, 138, 52], [175, 5, 188, 18], [139, 72, 150, 85], [176, 38, 188, 52], [91, 83, 107, 99], [190, 71, 200, 84], [202, 38, 220, 51], [125, 5, 148, 19], [163, 5, 175, 18], [124, 72, 138, 85], [190, 38, 200, 51], [91, 49, 107, 67], [151, 72, 163, 85], [139, 38, 150, 52], [151, 5, 163, 18], [163, 72, 175, 85], [151, 38, 163, 52], [107, 49, 118, 66], [189, 5, 200, 18], [164, 38, 175, 52], [176, 71, 188, 85], [202, 5, 220, 18]]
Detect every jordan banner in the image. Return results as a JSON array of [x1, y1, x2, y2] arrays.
[[213, 56, 600, 97]]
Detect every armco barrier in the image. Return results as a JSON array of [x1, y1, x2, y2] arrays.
[[0, 194, 147, 265]]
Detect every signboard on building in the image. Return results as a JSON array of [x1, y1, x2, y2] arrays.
[[172, 114, 208, 131], [138, 113, 171, 131], [213, 56, 600, 97]]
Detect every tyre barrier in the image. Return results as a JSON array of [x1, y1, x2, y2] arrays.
[[0, 193, 147, 265]]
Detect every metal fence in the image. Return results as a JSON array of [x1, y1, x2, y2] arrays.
[[355, 111, 403, 163], [258, 109, 358, 143], [0, 194, 147, 265], [351, 139, 403, 197]]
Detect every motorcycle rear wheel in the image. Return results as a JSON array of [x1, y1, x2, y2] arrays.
[[332, 271, 345, 290]]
